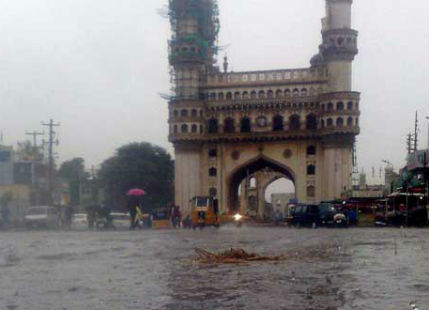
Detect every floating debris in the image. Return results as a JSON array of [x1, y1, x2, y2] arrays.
[[193, 248, 284, 264]]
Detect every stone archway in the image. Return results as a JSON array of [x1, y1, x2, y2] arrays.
[[227, 156, 296, 216]]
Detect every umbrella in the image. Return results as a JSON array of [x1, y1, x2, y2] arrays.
[[126, 188, 147, 196]]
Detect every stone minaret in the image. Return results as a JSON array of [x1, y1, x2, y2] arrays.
[[168, 0, 219, 213], [319, 0, 359, 199]]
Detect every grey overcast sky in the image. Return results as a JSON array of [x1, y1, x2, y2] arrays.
[[0, 0, 428, 185]]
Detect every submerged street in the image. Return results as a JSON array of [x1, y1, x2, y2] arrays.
[[1, 227, 428, 310]]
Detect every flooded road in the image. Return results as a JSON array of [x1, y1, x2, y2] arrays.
[[1, 227, 428, 310]]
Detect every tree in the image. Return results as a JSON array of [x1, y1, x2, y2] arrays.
[[98, 142, 174, 212], [59, 158, 88, 206]]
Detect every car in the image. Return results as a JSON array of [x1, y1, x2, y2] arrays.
[[72, 213, 88, 229], [24, 206, 59, 228], [110, 212, 130, 229], [318, 203, 339, 226], [290, 204, 320, 228]]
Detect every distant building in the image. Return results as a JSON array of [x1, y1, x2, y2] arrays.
[[271, 193, 296, 214], [0, 145, 14, 186]]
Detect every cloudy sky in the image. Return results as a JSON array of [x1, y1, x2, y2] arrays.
[[0, 0, 428, 186]]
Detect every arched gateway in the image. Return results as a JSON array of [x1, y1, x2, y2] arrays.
[[167, 0, 360, 216], [228, 156, 295, 216]]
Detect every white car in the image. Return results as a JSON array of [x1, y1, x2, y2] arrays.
[[111, 212, 130, 229], [72, 213, 88, 229], [24, 206, 59, 228]]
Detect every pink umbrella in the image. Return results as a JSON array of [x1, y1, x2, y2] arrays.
[[126, 188, 147, 196]]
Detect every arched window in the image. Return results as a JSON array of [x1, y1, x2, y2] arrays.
[[191, 124, 197, 133], [242, 91, 249, 99], [208, 118, 218, 134], [224, 118, 235, 133], [337, 101, 344, 111], [173, 125, 178, 133], [218, 93, 224, 100], [226, 92, 232, 100], [301, 88, 308, 97], [241, 117, 251, 133], [276, 89, 282, 98], [293, 88, 299, 97], [180, 109, 188, 117], [173, 110, 179, 117], [267, 90, 274, 98], [209, 149, 217, 158], [327, 118, 333, 127], [200, 125, 203, 133], [285, 89, 291, 97], [209, 187, 217, 197], [191, 109, 197, 117], [251, 91, 257, 99], [273, 115, 284, 131], [327, 102, 333, 112], [306, 114, 318, 130], [347, 101, 353, 110], [181, 124, 188, 133], [321, 104, 325, 112], [336, 117, 344, 127], [289, 114, 300, 130], [307, 165, 316, 175], [210, 93, 216, 100], [347, 117, 353, 126], [307, 146, 316, 156], [258, 90, 265, 99], [234, 92, 240, 100], [209, 167, 217, 177], [321, 119, 325, 128], [307, 186, 315, 197], [249, 177, 256, 188]]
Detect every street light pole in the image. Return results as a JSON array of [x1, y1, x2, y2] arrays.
[[426, 116, 429, 150]]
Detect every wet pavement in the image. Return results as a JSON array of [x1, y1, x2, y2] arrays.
[[0, 227, 428, 310]]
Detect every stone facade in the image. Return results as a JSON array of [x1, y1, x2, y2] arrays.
[[168, 0, 360, 216]]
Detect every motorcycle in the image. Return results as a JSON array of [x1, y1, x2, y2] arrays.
[[234, 213, 243, 228]]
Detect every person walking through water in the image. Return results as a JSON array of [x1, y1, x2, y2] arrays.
[[127, 196, 142, 230]]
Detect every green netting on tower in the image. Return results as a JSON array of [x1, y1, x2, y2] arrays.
[[168, 0, 219, 65]]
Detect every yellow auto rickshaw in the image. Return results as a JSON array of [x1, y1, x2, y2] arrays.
[[191, 196, 220, 229]]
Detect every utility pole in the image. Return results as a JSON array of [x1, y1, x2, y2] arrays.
[[25, 130, 44, 158], [42, 119, 60, 204], [426, 116, 429, 150], [413, 111, 419, 152], [25, 130, 44, 205]]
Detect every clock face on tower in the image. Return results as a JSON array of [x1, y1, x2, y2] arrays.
[[256, 116, 267, 128]]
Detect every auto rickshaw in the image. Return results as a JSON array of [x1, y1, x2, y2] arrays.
[[191, 196, 220, 229]]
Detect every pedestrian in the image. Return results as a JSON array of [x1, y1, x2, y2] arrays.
[[1, 205, 11, 228], [127, 196, 141, 230], [64, 205, 74, 230], [174, 206, 182, 228]]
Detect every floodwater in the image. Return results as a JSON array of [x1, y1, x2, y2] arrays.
[[0, 227, 428, 310]]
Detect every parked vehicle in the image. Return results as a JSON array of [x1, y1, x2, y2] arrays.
[[24, 206, 59, 228], [318, 203, 338, 226], [72, 213, 88, 229], [111, 212, 130, 229], [289, 204, 319, 227]]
